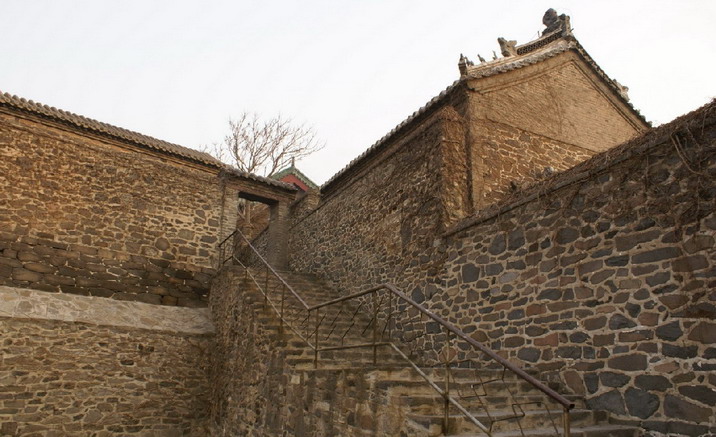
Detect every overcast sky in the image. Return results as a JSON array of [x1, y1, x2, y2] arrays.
[[2, 1, 715, 185]]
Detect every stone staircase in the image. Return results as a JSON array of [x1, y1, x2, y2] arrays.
[[237, 266, 641, 437]]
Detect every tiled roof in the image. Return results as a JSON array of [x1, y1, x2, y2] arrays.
[[272, 165, 319, 190], [223, 166, 298, 191], [0, 91, 296, 191], [0, 91, 221, 166]]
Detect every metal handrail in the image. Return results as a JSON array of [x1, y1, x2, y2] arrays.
[[219, 229, 309, 309], [218, 229, 573, 436]]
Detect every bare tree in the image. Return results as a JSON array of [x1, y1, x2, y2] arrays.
[[204, 112, 323, 236], [208, 112, 323, 177]]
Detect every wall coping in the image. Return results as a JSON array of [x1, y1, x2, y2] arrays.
[[0, 286, 214, 335]]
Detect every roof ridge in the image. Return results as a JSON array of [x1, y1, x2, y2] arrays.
[[463, 37, 647, 125]]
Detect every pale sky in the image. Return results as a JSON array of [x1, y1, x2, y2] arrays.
[[2, 1, 715, 185]]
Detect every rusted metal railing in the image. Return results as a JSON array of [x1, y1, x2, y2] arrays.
[[218, 229, 574, 436]]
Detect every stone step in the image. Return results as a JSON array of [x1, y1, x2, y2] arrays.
[[396, 393, 585, 414], [286, 356, 408, 371], [450, 424, 640, 437], [370, 367, 543, 382], [378, 378, 565, 399], [411, 409, 607, 435]]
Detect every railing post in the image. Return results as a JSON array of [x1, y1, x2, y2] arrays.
[[563, 406, 570, 437], [314, 308, 319, 369], [372, 291, 378, 366], [388, 294, 393, 340], [280, 284, 285, 334], [444, 330, 451, 434], [264, 266, 269, 305]]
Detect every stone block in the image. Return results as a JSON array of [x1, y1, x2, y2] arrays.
[[655, 321, 683, 341], [624, 387, 659, 419], [17, 251, 42, 262], [609, 314, 636, 330], [24, 262, 57, 273], [632, 247, 682, 264], [599, 371, 630, 387], [678, 385, 716, 406], [586, 390, 625, 415], [608, 354, 647, 371], [672, 255, 709, 272], [12, 268, 42, 282], [635, 375, 672, 391], [688, 322, 716, 344], [663, 344, 698, 359], [663, 395, 712, 423]]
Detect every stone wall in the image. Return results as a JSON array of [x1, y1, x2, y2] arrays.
[[0, 286, 214, 436], [0, 110, 238, 306], [470, 118, 595, 209], [285, 87, 714, 434], [0, 232, 216, 306], [288, 105, 461, 298], [439, 102, 716, 435], [287, 53, 644, 298]]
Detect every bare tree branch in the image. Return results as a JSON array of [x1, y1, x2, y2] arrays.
[[205, 112, 324, 177]]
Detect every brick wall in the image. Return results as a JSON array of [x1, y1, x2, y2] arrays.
[[0, 111, 238, 306], [467, 52, 644, 154], [0, 286, 213, 436]]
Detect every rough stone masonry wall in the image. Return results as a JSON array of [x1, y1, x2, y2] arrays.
[[471, 118, 596, 209], [0, 286, 213, 436], [288, 105, 464, 298], [440, 103, 716, 435], [0, 112, 236, 306]]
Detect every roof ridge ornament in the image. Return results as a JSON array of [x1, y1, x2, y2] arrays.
[[498, 37, 518, 57], [542, 8, 572, 36], [458, 54, 474, 76]]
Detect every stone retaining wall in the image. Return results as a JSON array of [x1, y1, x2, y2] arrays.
[[0, 286, 213, 436], [285, 95, 715, 434], [439, 103, 716, 434]]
